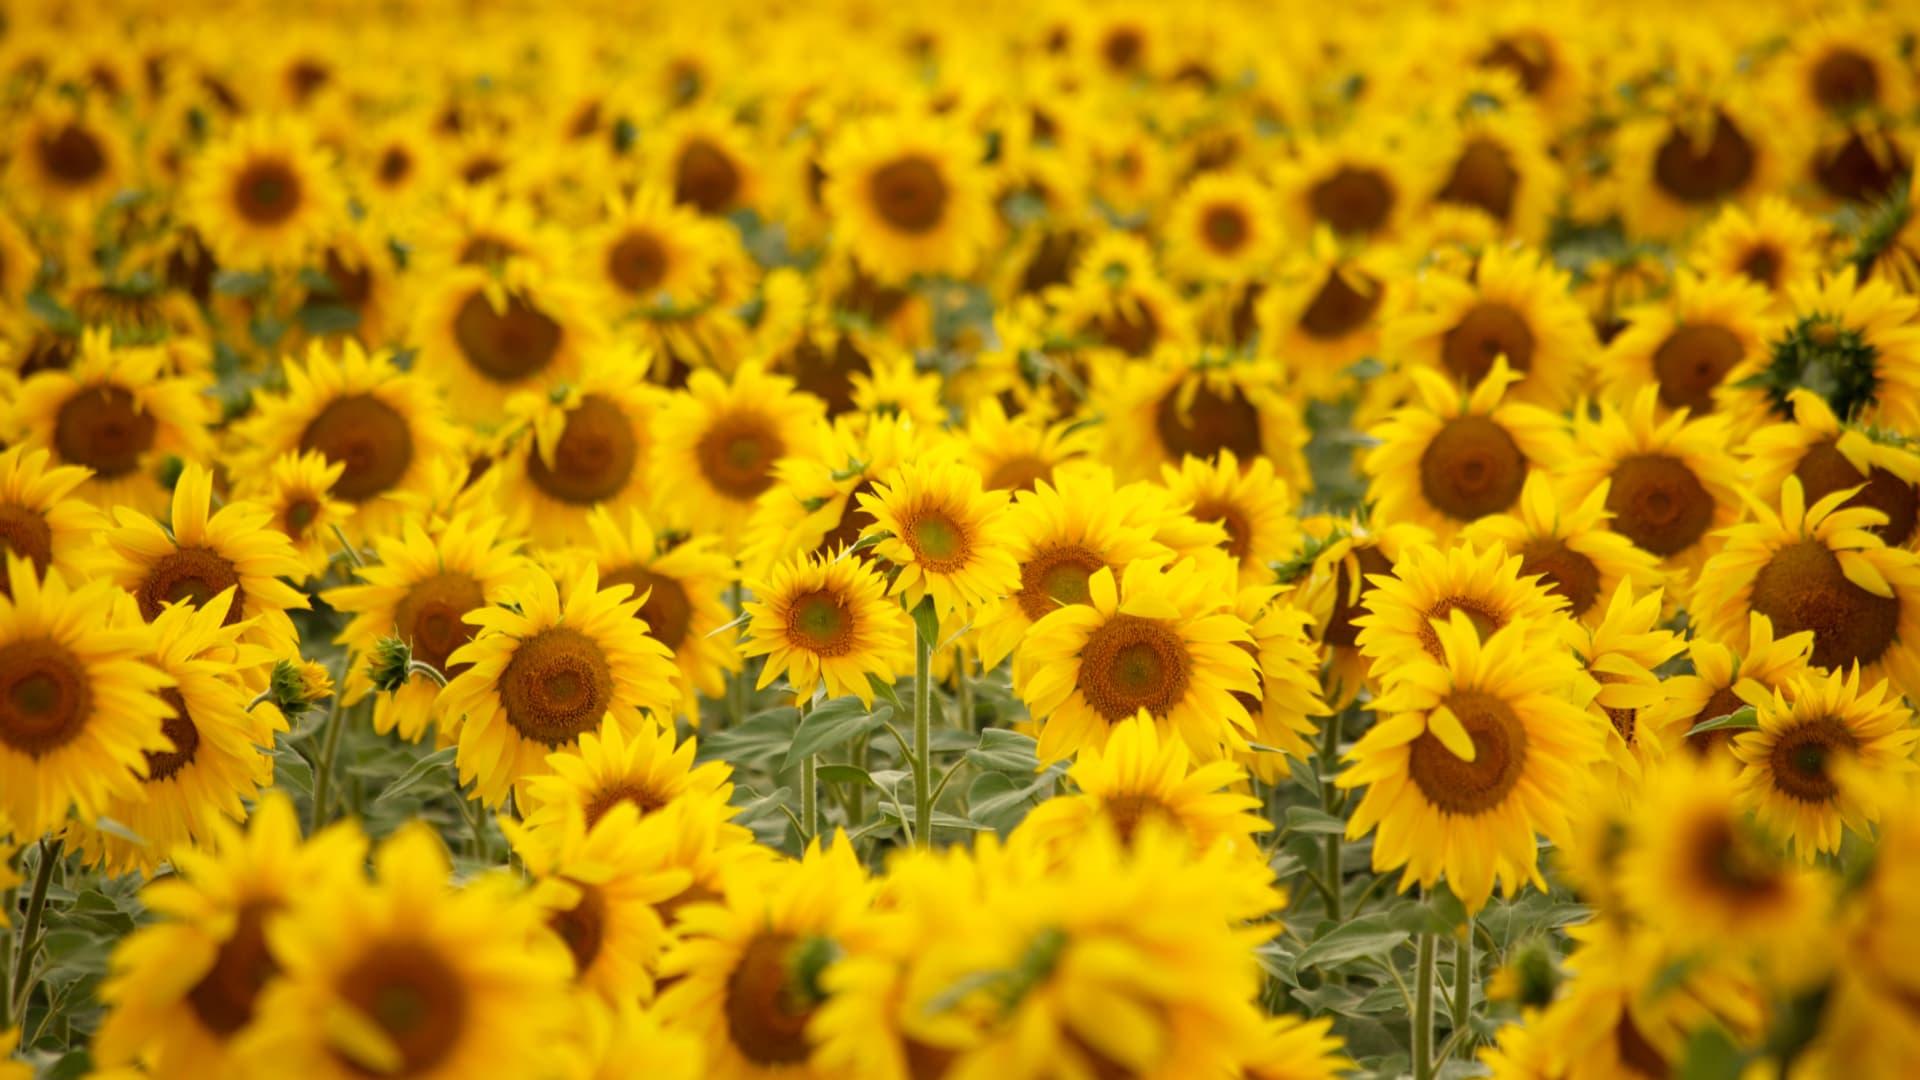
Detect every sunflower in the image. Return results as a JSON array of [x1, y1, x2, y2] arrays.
[[1661, 612, 1817, 763], [1733, 665, 1919, 859], [0, 211, 39, 307], [1340, 612, 1603, 911], [1272, 127, 1422, 241], [1158, 449, 1296, 586], [858, 460, 1020, 620], [739, 412, 934, 580], [92, 794, 368, 1076], [239, 450, 352, 582], [1241, 1014, 1350, 1080], [0, 556, 173, 839], [410, 259, 602, 421], [521, 713, 734, 836], [1597, 270, 1776, 420], [1462, 472, 1667, 627], [1252, 230, 1398, 399], [73, 588, 280, 876], [238, 338, 459, 544], [495, 355, 664, 550], [578, 509, 740, 713], [572, 998, 704, 1080], [1567, 582, 1685, 783], [1693, 476, 1920, 699], [1048, 231, 1194, 361], [326, 510, 539, 742], [410, 185, 563, 276], [1353, 539, 1570, 682], [1744, 390, 1920, 551], [184, 115, 343, 268], [652, 108, 759, 218], [1163, 171, 1281, 286], [438, 563, 681, 805], [1775, 16, 1912, 124], [1365, 359, 1571, 540], [1613, 90, 1785, 239], [743, 553, 913, 707], [1101, 354, 1309, 488], [654, 363, 826, 545], [242, 823, 574, 1079], [297, 225, 404, 350], [1687, 197, 1830, 308], [7, 330, 215, 517], [1016, 557, 1258, 765], [655, 836, 876, 1080], [1236, 585, 1330, 775], [822, 111, 991, 285], [581, 188, 756, 379], [1381, 243, 1596, 412], [1427, 72, 1563, 242], [1466, 16, 1588, 124], [973, 468, 1170, 670], [1746, 268, 1920, 434], [1559, 385, 1745, 586], [1290, 514, 1437, 702], [7, 101, 129, 220], [0, 445, 108, 595], [955, 398, 1096, 494]]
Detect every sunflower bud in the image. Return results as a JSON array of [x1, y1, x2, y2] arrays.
[[269, 658, 333, 717], [1487, 938, 1559, 1010], [366, 636, 415, 694]]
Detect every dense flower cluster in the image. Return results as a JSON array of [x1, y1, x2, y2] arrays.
[[4, 0, 1920, 1078]]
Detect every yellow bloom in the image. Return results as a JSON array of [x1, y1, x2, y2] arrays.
[[0, 444, 109, 594], [183, 116, 344, 269], [858, 460, 1020, 620], [654, 363, 825, 546], [822, 112, 993, 284], [496, 354, 666, 550], [1462, 471, 1667, 626], [742, 554, 912, 707], [522, 715, 734, 835]]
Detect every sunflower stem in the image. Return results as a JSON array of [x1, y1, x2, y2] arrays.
[[1452, 925, 1474, 1059], [8, 839, 61, 1025], [726, 581, 747, 729], [327, 523, 364, 568], [309, 680, 349, 831], [1320, 707, 1346, 922], [953, 645, 973, 734], [801, 754, 820, 844], [912, 618, 934, 847], [1413, 931, 1437, 1080]]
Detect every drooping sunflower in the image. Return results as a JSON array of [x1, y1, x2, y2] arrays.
[[235, 338, 460, 543], [1353, 538, 1571, 681], [439, 563, 682, 805], [655, 836, 876, 1080], [743, 553, 913, 707], [1016, 557, 1259, 765], [1159, 449, 1299, 587], [1597, 270, 1777, 421], [1381, 243, 1597, 412], [496, 355, 664, 550], [822, 112, 993, 285], [1339, 613, 1605, 912], [1745, 268, 1920, 434], [857, 460, 1020, 620], [1733, 665, 1919, 859], [1693, 476, 1920, 699], [1462, 472, 1667, 626], [239, 450, 352, 582], [1020, 710, 1272, 857], [0, 445, 108, 595], [1365, 359, 1572, 540], [654, 363, 826, 546], [184, 116, 344, 268], [1687, 197, 1831, 308], [92, 794, 367, 1077], [1163, 171, 1281, 286], [1566, 581, 1686, 783], [1559, 385, 1745, 587], [0, 556, 172, 839], [973, 468, 1171, 670], [521, 714, 734, 835], [1101, 354, 1310, 488], [1253, 230, 1399, 399], [410, 259, 602, 421], [326, 510, 539, 743], [955, 398, 1096, 495], [242, 823, 575, 1079], [7, 330, 215, 516], [1236, 585, 1330, 775], [1743, 389, 1920, 551]]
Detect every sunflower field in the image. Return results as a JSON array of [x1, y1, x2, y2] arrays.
[[7, 0, 1920, 1077]]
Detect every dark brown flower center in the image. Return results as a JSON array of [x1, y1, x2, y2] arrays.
[[37, 124, 107, 186], [1154, 382, 1262, 463], [282, 498, 320, 537], [1442, 302, 1535, 383], [869, 155, 949, 234], [54, 385, 156, 478], [984, 454, 1052, 493], [1614, 1012, 1669, 1079], [1767, 715, 1858, 804], [1812, 48, 1879, 114], [815, 481, 878, 558], [1325, 545, 1394, 648], [1688, 814, 1784, 907], [1480, 32, 1552, 94], [394, 572, 487, 675], [1739, 246, 1781, 290], [602, 564, 692, 650], [1016, 546, 1104, 622], [232, 159, 303, 226], [0, 638, 91, 758], [1414, 596, 1504, 660], [1652, 323, 1743, 414], [549, 879, 608, 976], [1437, 137, 1517, 222], [1748, 540, 1899, 671], [452, 290, 562, 384], [499, 627, 614, 746], [1200, 203, 1250, 254], [1793, 440, 1919, 548], [1077, 613, 1191, 722], [1090, 301, 1160, 356], [787, 588, 855, 656], [1020, 230, 1082, 295], [0, 505, 55, 580], [1309, 166, 1394, 235], [674, 138, 741, 215], [1519, 539, 1601, 619], [786, 338, 868, 417], [1653, 112, 1756, 204], [725, 932, 814, 1065], [1299, 268, 1382, 340], [299, 393, 414, 503], [607, 231, 668, 296], [1102, 26, 1144, 72], [694, 413, 782, 499], [143, 687, 200, 782], [1190, 498, 1252, 561], [583, 780, 672, 829], [1103, 792, 1174, 846], [187, 900, 279, 1036], [336, 943, 468, 1076], [1419, 415, 1527, 523], [322, 250, 374, 310], [1407, 689, 1528, 815], [138, 547, 244, 624], [378, 146, 413, 185], [1605, 455, 1714, 557], [526, 395, 639, 506], [1812, 130, 1907, 204]]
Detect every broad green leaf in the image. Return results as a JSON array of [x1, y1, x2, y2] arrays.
[[374, 746, 458, 805], [784, 701, 892, 770], [1292, 914, 1409, 972], [1685, 705, 1757, 737], [1282, 806, 1346, 835], [965, 728, 1039, 774]]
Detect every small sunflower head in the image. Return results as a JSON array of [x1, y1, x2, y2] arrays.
[[367, 635, 416, 694], [270, 657, 334, 716]]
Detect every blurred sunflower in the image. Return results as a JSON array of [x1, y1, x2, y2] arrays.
[[184, 116, 344, 268], [1273, 128, 1422, 241], [0, 445, 108, 595], [654, 363, 825, 545], [653, 107, 759, 218], [497, 356, 663, 549], [1687, 197, 1829, 307], [823, 112, 992, 284], [8, 101, 130, 220], [1566, 581, 1685, 782], [1163, 171, 1280, 286], [522, 715, 733, 834], [1462, 472, 1666, 626], [1597, 270, 1775, 420], [410, 260, 601, 421], [1614, 90, 1784, 239], [1747, 268, 1920, 434], [955, 399, 1096, 494], [1160, 449, 1299, 587], [1102, 355, 1309, 488], [1253, 231, 1397, 398], [242, 451, 351, 582]]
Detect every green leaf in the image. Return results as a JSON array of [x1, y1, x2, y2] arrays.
[[214, 269, 270, 297], [1685, 705, 1758, 738], [272, 741, 314, 798], [1677, 1026, 1747, 1080], [816, 763, 877, 789], [1292, 914, 1409, 972], [90, 816, 147, 846], [911, 596, 940, 646], [374, 746, 459, 805], [877, 805, 993, 833], [784, 700, 892, 770], [26, 290, 79, 334], [966, 729, 1040, 774], [869, 676, 907, 714], [698, 707, 800, 769], [299, 303, 362, 335], [1282, 806, 1347, 835]]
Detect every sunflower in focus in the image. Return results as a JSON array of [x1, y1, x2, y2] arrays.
[[1661, 612, 1816, 762], [184, 116, 344, 268], [743, 553, 912, 707], [654, 363, 825, 545], [858, 460, 1020, 620], [240, 451, 351, 582], [1160, 449, 1299, 586], [0, 445, 108, 595], [1353, 538, 1570, 679], [823, 112, 992, 285]]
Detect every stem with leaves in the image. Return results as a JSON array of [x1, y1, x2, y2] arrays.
[[798, 698, 819, 843], [912, 601, 935, 846], [1320, 706, 1346, 921], [8, 839, 61, 1027], [1413, 932, 1437, 1080], [1452, 921, 1474, 1058]]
